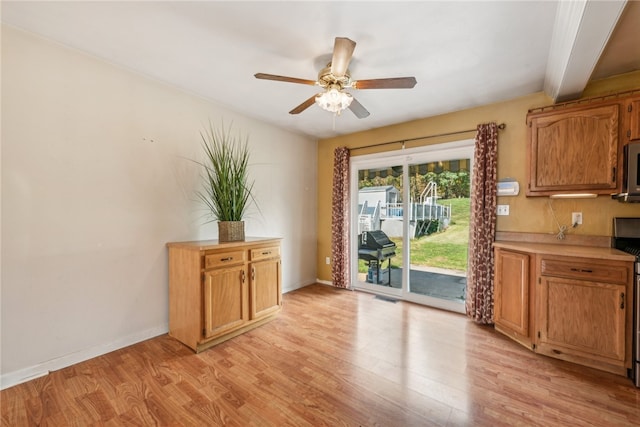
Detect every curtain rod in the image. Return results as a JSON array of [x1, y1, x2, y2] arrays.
[[350, 123, 506, 152]]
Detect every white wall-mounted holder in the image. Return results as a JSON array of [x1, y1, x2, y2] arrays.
[[497, 178, 519, 196]]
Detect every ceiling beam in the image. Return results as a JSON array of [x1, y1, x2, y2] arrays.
[[543, 0, 627, 102]]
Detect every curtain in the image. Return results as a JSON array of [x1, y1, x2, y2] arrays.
[[331, 147, 351, 289], [466, 122, 499, 324]]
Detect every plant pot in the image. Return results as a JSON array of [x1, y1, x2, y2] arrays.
[[218, 221, 245, 242]]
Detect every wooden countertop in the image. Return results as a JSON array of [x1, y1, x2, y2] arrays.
[[493, 241, 635, 262], [167, 237, 282, 251]]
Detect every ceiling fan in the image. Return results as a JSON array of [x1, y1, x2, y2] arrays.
[[254, 37, 417, 118]]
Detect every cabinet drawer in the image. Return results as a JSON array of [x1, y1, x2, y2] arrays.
[[250, 246, 280, 261], [540, 258, 628, 284], [204, 250, 246, 269]]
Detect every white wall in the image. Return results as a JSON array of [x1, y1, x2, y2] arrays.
[[1, 25, 318, 388]]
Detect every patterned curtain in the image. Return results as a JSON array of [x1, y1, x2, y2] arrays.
[[331, 147, 351, 288], [466, 122, 499, 324]]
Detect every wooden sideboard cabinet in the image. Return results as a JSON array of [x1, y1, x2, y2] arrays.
[[167, 237, 282, 352], [493, 241, 634, 376]]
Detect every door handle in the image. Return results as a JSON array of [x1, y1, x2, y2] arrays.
[[620, 292, 625, 309]]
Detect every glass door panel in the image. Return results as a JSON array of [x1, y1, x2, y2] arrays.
[[355, 164, 404, 297], [406, 158, 470, 312]]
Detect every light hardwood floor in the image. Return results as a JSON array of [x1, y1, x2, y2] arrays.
[[2, 283, 640, 426]]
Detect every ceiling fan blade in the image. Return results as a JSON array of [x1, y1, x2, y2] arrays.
[[330, 37, 356, 78], [348, 97, 370, 119], [254, 73, 317, 86], [353, 77, 417, 89], [289, 94, 318, 115]]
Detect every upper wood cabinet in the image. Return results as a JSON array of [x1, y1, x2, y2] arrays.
[[623, 95, 640, 142], [526, 101, 620, 196]]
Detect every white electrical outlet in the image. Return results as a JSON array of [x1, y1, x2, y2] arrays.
[[572, 212, 582, 226], [325, 257, 331, 265], [497, 205, 510, 216]]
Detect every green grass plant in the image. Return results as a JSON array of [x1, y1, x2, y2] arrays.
[[197, 122, 255, 222]]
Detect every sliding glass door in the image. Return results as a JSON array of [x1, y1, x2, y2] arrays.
[[350, 140, 474, 313]]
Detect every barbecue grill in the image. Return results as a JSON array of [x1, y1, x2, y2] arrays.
[[358, 230, 396, 285]]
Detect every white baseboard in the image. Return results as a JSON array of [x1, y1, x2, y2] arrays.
[[0, 324, 168, 390], [282, 279, 318, 294], [315, 279, 332, 286], [2, 281, 331, 390]]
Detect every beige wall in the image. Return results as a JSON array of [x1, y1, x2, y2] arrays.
[[316, 71, 640, 282], [1, 25, 318, 386]]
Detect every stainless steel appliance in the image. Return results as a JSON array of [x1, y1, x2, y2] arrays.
[[612, 142, 640, 203], [613, 217, 640, 386]]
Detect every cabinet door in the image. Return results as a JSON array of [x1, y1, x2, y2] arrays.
[[537, 276, 626, 366], [628, 98, 640, 141], [527, 103, 619, 195], [250, 258, 282, 320], [494, 249, 530, 342], [203, 265, 248, 339]]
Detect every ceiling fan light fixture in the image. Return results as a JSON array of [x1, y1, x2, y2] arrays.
[[255, 37, 415, 119], [315, 85, 353, 114]]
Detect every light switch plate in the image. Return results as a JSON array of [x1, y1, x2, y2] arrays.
[[497, 205, 510, 216]]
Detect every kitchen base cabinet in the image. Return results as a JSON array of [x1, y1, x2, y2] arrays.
[[536, 257, 630, 375], [168, 238, 282, 353], [494, 248, 534, 349], [537, 277, 626, 373], [493, 241, 633, 377]]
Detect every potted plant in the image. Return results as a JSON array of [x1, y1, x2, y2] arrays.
[[197, 121, 256, 242]]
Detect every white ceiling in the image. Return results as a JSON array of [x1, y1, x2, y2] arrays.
[[2, 1, 638, 140]]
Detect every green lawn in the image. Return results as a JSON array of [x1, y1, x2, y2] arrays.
[[359, 198, 470, 274]]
